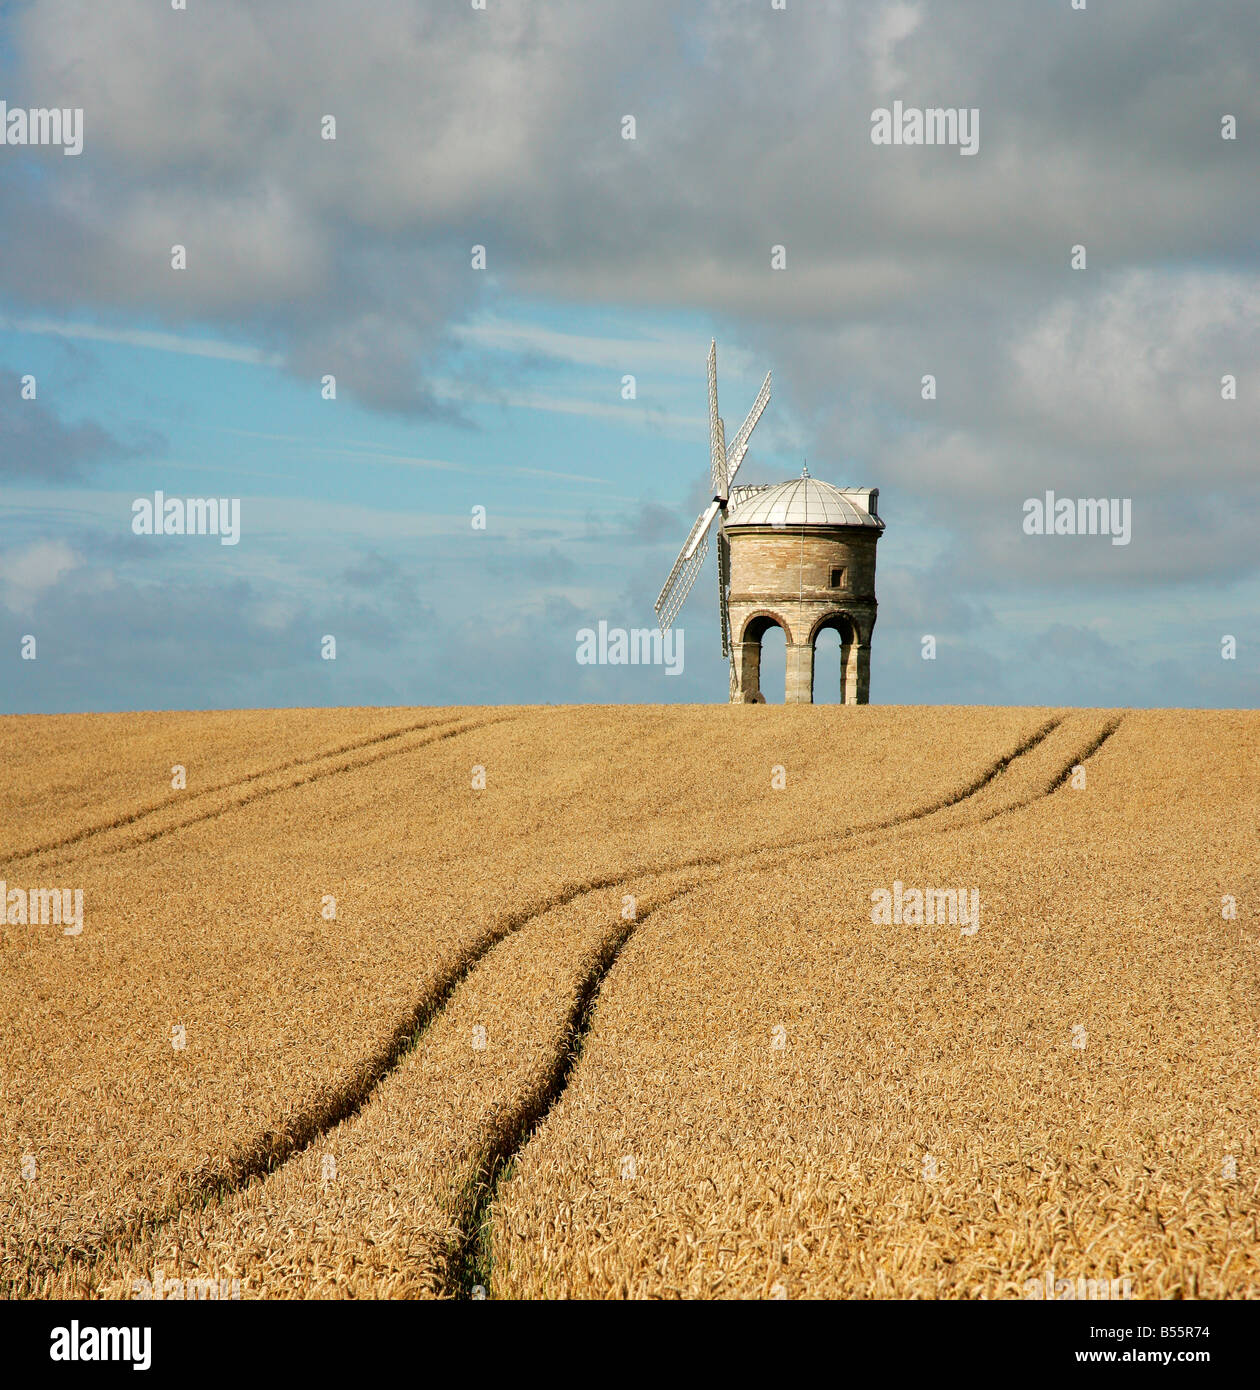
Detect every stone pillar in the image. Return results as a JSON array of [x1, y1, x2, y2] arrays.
[[785, 641, 814, 704], [852, 643, 871, 704], [730, 640, 761, 703], [843, 640, 859, 705]]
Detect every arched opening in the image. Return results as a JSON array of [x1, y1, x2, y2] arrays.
[[759, 624, 786, 703], [811, 614, 857, 705], [737, 613, 788, 703], [813, 627, 844, 704]]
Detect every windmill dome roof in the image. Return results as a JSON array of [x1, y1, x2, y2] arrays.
[[724, 475, 884, 530]]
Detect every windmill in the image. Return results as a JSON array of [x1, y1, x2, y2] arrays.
[[653, 340, 772, 674]]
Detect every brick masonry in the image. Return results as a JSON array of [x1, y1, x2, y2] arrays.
[[726, 527, 879, 704]]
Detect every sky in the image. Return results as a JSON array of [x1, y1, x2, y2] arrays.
[[1, 0, 1257, 713]]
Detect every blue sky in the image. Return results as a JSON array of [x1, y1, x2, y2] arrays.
[[2, 0, 1257, 712]]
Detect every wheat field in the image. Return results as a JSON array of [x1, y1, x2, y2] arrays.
[[1, 704, 1256, 1299]]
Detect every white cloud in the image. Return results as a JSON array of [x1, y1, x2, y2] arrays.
[[0, 315, 283, 366], [451, 318, 754, 375], [1007, 270, 1260, 467], [0, 539, 81, 613], [865, 2, 924, 93]]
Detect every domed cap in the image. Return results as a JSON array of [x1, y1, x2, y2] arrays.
[[725, 472, 883, 530]]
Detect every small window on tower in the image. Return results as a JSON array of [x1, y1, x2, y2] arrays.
[[830, 566, 847, 588]]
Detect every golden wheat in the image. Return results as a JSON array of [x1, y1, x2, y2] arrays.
[[3, 704, 1042, 1296], [491, 712, 1260, 1298]]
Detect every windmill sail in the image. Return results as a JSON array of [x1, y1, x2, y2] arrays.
[[724, 370, 771, 487], [708, 341, 726, 499], [655, 500, 720, 631], [652, 341, 772, 638]]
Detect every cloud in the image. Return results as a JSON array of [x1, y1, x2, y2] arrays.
[[865, 2, 924, 94], [340, 550, 421, 607], [2, 0, 1258, 710], [0, 393, 134, 481], [624, 502, 682, 546], [1005, 271, 1260, 467], [0, 543, 440, 712], [486, 545, 577, 584], [7, 0, 1255, 397], [451, 318, 753, 375], [0, 539, 80, 614], [0, 315, 283, 366], [429, 377, 703, 433]]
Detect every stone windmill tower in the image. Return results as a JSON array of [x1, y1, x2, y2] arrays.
[[655, 341, 884, 704]]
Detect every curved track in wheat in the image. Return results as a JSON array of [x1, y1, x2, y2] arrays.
[[2, 705, 1255, 1298]]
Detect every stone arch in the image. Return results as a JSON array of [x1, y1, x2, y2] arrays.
[[809, 612, 856, 705], [732, 610, 791, 703], [807, 610, 859, 648], [739, 609, 795, 646], [806, 609, 872, 705]]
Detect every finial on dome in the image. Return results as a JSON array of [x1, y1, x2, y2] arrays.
[[801, 459, 810, 478]]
